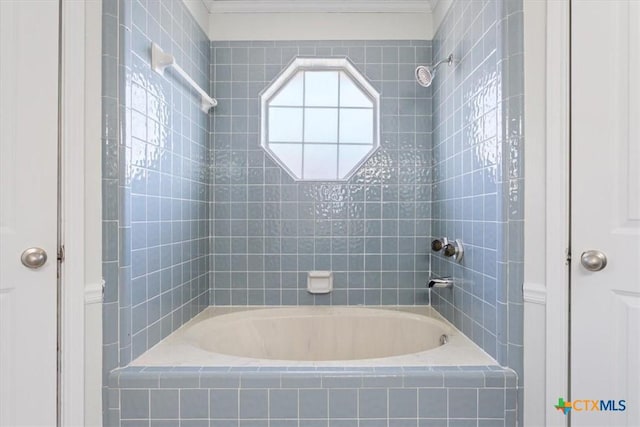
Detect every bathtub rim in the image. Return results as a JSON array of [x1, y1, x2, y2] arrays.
[[130, 305, 498, 367]]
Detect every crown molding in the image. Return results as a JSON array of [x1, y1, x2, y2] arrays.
[[431, 0, 453, 32], [182, 0, 211, 34], [205, 0, 432, 14]]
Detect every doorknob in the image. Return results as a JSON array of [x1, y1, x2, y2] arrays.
[[21, 247, 48, 269], [580, 250, 607, 272]]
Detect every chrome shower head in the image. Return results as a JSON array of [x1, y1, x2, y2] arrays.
[[415, 66, 434, 87], [415, 54, 454, 87]]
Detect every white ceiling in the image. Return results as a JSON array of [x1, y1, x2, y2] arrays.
[[202, 0, 436, 14]]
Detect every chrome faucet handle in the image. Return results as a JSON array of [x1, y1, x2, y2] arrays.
[[442, 239, 464, 262], [443, 244, 456, 257], [431, 237, 448, 252]]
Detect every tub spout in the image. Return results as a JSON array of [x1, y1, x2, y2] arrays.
[[427, 277, 454, 289]]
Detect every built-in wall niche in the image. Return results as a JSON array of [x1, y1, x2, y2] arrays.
[[260, 57, 380, 181]]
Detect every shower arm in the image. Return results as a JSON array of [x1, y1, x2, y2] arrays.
[[431, 54, 454, 70]]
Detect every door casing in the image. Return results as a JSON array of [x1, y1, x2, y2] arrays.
[[523, 1, 570, 426], [58, 0, 104, 425], [525, 1, 638, 426]]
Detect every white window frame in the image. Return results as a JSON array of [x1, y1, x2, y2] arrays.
[[260, 57, 380, 181]]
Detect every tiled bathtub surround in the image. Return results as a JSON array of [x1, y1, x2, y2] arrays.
[[429, 0, 525, 417], [101, 0, 211, 407], [209, 40, 433, 306], [100, 0, 529, 424], [108, 366, 518, 426]]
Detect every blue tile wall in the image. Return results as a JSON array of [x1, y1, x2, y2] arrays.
[[108, 366, 518, 426], [428, 0, 524, 420], [209, 40, 433, 306], [101, 0, 527, 424], [102, 0, 211, 420]]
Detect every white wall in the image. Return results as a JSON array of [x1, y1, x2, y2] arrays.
[[84, 0, 103, 425], [523, 0, 547, 424], [208, 12, 434, 40]]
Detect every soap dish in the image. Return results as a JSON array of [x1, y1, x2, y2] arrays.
[[307, 271, 333, 294]]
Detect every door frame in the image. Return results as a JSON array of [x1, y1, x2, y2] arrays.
[[58, 0, 103, 425], [543, 1, 571, 425], [523, 0, 571, 425], [57, 0, 575, 425]]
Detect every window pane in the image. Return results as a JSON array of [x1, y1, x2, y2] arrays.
[[261, 58, 381, 182], [269, 107, 303, 142], [270, 143, 303, 178], [304, 108, 338, 143], [305, 71, 339, 107], [303, 144, 338, 180], [340, 72, 373, 108], [339, 108, 374, 144], [270, 72, 304, 106], [339, 145, 373, 178]]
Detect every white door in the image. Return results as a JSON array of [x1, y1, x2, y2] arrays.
[[0, 1, 59, 426], [571, 1, 640, 426]]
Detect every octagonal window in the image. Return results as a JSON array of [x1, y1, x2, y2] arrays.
[[260, 58, 380, 181]]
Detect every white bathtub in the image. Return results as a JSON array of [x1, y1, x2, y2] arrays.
[[131, 306, 497, 367]]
